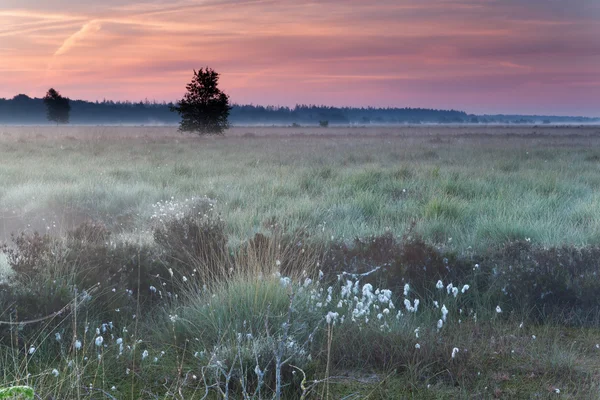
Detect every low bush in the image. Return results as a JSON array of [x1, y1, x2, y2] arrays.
[[483, 240, 600, 325], [153, 206, 230, 283], [2, 212, 600, 398], [321, 227, 471, 298], [0, 222, 166, 341]]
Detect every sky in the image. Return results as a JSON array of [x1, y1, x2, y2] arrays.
[[1, 0, 599, 116]]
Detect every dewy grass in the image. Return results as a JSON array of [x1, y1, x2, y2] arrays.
[[1, 126, 600, 251], [1, 126, 600, 397]]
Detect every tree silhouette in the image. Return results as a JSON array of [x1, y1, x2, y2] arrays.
[[170, 68, 231, 135], [43, 88, 71, 124]]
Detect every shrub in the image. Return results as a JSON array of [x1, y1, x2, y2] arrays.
[[0, 231, 72, 333], [0, 231, 54, 286], [0, 222, 167, 340], [321, 228, 469, 297], [483, 241, 600, 325], [153, 207, 230, 283]]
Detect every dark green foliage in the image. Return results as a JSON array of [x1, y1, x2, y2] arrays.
[[319, 120, 329, 127], [170, 68, 231, 135], [42, 88, 70, 124]]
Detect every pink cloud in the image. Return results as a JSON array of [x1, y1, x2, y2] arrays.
[[1, 0, 598, 116]]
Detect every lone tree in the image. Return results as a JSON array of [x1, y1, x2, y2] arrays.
[[170, 68, 231, 135], [43, 88, 71, 124]]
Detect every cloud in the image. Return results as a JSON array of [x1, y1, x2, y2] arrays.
[[54, 20, 102, 56], [0, 9, 85, 21], [2, 0, 599, 115]]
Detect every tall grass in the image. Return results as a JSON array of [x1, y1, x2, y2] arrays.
[[2, 225, 600, 398], [1, 126, 600, 397]]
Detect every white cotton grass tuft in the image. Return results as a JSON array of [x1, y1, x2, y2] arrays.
[[325, 311, 339, 325], [461, 284, 470, 293], [436, 280, 444, 290], [441, 304, 448, 322], [403, 283, 410, 296], [411, 299, 419, 312], [496, 305, 502, 314], [142, 350, 149, 360], [280, 276, 291, 287], [451, 347, 459, 359], [74, 340, 82, 350], [95, 336, 104, 347], [51, 369, 59, 377]]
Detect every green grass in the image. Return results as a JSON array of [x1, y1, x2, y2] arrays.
[[0, 127, 600, 251], [1, 126, 600, 398]]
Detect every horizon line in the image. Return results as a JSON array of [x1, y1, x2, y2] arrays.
[[2, 93, 598, 120]]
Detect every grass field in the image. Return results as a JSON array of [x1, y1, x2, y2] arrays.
[[1, 125, 600, 399], [1, 125, 600, 249]]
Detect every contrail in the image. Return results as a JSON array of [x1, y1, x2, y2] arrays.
[[54, 20, 102, 56]]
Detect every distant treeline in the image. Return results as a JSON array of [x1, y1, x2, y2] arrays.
[[0, 94, 597, 125]]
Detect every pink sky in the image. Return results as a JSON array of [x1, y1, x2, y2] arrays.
[[1, 0, 599, 116]]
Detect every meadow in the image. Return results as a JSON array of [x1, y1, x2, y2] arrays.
[[1, 125, 600, 399], [1, 125, 600, 249]]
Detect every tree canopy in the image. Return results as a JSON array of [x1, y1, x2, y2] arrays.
[[170, 68, 231, 135], [42, 88, 71, 124]]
